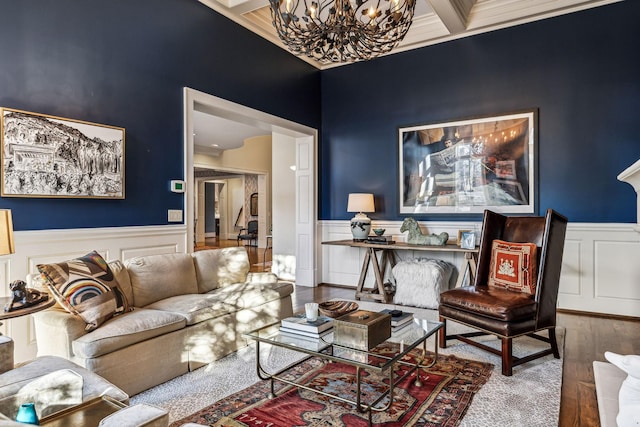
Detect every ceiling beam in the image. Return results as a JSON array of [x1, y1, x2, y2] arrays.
[[427, 0, 475, 34]]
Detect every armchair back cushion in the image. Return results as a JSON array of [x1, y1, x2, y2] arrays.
[[192, 247, 250, 293], [125, 253, 198, 307]]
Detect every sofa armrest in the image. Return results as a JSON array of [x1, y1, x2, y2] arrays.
[[98, 404, 168, 427], [593, 360, 626, 427], [33, 309, 88, 359], [246, 272, 279, 284]]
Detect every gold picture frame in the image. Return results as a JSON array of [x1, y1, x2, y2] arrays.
[[1, 107, 125, 199], [457, 229, 472, 247]]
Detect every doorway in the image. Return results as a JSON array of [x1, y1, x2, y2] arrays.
[[183, 88, 318, 287]]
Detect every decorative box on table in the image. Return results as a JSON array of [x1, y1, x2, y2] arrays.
[[333, 310, 391, 351]]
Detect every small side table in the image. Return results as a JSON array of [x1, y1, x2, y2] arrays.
[[0, 296, 55, 373]]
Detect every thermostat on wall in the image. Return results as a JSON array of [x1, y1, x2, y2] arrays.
[[170, 180, 185, 193]]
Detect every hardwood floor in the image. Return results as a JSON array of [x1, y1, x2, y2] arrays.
[[198, 238, 640, 426]]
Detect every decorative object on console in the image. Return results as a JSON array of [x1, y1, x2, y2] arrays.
[[460, 231, 476, 250], [400, 217, 448, 245], [1, 108, 125, 199], [604, 351, 640, 427], [372, 228, 385, 236], [37, 251, 131, 331], [268, 0, 415, 65], [318, 300, 358, 318], [399, 110, 536, 215], [457, 229, 472, 246], [366, 235, 395, 244], [347, 193, 374, 241]]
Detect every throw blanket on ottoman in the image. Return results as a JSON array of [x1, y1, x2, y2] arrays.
[[392, 259, 454, 309]]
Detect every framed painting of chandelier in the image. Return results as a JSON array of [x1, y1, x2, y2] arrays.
[[398, 110, 537, 215], [1, 107, 125, 199]]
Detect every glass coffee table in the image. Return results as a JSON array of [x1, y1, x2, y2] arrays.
[[244, 316, 443, 424]]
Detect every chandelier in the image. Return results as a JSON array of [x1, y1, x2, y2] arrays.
[[269, 0, 416, 64]]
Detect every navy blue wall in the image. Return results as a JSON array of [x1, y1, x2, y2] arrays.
[[0, 0, 320, 230], [320, 1, 640, 223]]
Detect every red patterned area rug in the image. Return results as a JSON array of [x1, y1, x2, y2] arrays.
[[171, 344, 493, 427]]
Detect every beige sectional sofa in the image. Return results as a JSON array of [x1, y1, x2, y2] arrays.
[[33, 247, 294, 396]]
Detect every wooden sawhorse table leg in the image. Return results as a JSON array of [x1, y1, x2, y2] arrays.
[[355, 247, 396, 302], [455, 251, 478, 287]]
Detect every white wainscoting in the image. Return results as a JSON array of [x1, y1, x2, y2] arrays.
[[319, 220, 640, 319], [1, 224, 188, 363]]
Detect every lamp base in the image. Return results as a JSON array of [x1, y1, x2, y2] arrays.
[[350, 213, 371, 241]]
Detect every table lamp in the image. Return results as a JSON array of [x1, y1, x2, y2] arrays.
[[347, 193, 374, 241], [0, 209, 14, 257]]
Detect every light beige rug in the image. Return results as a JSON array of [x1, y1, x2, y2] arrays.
[[131, 300, 564, 427]]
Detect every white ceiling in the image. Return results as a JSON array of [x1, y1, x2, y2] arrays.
[[199, 0, 621, 70], [194, 0, 621, 152], [193, 110, 268, 155]]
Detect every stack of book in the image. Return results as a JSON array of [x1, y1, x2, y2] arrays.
[[366, 235, 395, 244], [279, 313, 334, 339], [380, 309, 414, 331]]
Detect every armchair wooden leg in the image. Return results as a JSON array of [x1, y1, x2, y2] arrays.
[[501, 338, 513, 376], [549, 328, 560, 359], [438, 317, 447, 349]]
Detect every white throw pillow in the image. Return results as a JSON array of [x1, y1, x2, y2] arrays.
[[392, 258, 454, 309]]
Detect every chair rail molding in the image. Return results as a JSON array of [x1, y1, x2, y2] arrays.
[[617, 158, 640, 232]]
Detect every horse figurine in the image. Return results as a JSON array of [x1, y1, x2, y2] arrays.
[[400, 217, 449, 246]]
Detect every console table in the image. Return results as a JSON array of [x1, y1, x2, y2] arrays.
[[322, 240, 478, 302]]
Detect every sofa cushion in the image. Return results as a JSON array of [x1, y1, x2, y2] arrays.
[[38, 251, 131, 331], [191, 247, 250, 293], [439, 285, 536, 322], [211, 280, 295, 311], [72, 308, 186, 358], [144, 294, 236, 326], [125, 253, 198, 307], [108, 260, 134, 308]]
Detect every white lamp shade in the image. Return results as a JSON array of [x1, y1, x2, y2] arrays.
[[347, 193, 374, 213]]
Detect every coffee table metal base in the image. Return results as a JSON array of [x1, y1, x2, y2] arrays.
[[254, 338, 439, 425]]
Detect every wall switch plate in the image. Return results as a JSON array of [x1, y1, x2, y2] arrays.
[[168, 209, 183, 222]]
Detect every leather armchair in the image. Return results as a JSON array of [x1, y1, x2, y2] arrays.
[[438, 208, 568, 375]]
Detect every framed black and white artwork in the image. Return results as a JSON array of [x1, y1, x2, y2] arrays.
[[1, 108, 125, 199]]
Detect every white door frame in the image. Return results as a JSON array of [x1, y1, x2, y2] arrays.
[[183, 87, 318, 286]]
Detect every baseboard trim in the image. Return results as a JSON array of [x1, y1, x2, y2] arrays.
[[557, 308, 640, 322]]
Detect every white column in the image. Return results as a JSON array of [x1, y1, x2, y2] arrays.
[[617, 158, 640, 232]]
